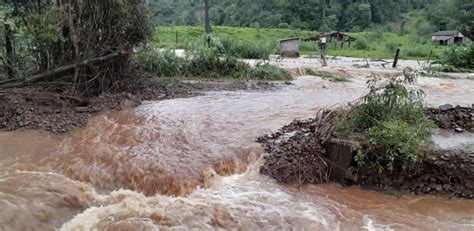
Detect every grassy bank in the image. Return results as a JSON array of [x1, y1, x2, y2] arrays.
[[153, 26, 449, 60]]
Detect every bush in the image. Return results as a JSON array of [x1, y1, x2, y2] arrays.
[[135, 47, 184, 77], [220, 36, 274, 59], [135, 45, 291, 80], [385, 41, 400, 53], [249, 62, 292, 80], [443, 44, 474, 69], [354, 37, 369, 50], [338, 71, 434, 174], [358, 119, 432, 173]]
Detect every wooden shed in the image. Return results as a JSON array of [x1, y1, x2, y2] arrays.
[[432, 31, 471, 46], [279, 38, 300, 57], [303, 31, 356, 48]]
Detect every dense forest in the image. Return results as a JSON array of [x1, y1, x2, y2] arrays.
[[147, 0, 473, 37]]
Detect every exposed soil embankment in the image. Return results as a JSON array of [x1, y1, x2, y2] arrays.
[[257, 119, 330, 184], [426, 105, 473, 132], [360, 150, 474, 199], [0, 77, 277, 134], [258, 109, 474, 199]]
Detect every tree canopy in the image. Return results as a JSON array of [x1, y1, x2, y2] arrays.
[[147, 0, 472, 37]]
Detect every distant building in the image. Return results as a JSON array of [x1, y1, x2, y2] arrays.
[[432, 31, 471, 46], [303, 31, 357, 48], [279, 38, 300, 57]]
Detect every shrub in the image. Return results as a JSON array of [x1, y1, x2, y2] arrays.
[[357, 119, 432, 173], [135, 47, 184, 77], [338, 71, 434, 174], [443, 44, 474, 69], [384, 42, 400, 53], [135, 45, 291, 80], [354, 37, 369, 50], [220, 36, 274, 59], [249, 62, 292, 80]]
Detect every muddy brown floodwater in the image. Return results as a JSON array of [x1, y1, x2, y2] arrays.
[[0, 76, 473, 230]]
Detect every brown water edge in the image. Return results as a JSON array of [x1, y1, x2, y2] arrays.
[[0, 76, 473, 230], [60, 162, 474, 231]]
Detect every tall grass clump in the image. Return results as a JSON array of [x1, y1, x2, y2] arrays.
[[135, 45, 291, 80], [336, 69, 434, 174], [135, 46, 184, 76], [220, 36, 275, 59], [249, 62, 292, 80]]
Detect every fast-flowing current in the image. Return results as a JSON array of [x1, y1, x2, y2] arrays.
[[1, 76, 473, 230]]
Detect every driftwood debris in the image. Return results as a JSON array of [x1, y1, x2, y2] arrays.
[[0, 52, 125, 89]]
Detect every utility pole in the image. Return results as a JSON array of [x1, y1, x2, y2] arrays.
[[204, 0, 211, 34]]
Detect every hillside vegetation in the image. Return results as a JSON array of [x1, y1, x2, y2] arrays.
[[148, 0, 472, 38], [153, 26, 448, 60]]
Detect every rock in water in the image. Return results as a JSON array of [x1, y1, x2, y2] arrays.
[[439, 104, 454, 111], [454, 127, 464, 133]]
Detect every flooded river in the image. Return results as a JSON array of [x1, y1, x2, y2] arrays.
[[0, 76, 473, 230]]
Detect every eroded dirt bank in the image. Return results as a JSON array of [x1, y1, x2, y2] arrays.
[[0, 77, 278, 133]]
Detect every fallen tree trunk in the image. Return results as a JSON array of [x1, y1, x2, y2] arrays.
[[0, 52, 125, 89]]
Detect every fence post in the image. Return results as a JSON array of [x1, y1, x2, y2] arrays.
[[392, 48, 400, 68]]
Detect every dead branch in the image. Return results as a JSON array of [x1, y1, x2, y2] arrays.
[[0, 52, 126, 89]]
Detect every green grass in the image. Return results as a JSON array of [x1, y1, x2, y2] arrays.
[[134, 46, 292, 80], [154, 26, 449, 60]]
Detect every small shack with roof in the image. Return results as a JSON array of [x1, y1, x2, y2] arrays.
[[303, 31, 357, 48], [279, 38, 300, 57], [432, 31, 471, 45]]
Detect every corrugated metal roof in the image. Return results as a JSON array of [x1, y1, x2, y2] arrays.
[[432, 31, 459, 36], [278, 37, 300, 42]]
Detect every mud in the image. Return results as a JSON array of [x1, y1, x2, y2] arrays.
[[258, 118, 329, 184], [360, 149, 474, 199], [0, 77, 278, 134], [259, 113, 474, 199]]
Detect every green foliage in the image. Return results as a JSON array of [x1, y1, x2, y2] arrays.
[[358, 119, 432, 173], [443, 44, 474, 69], [135, 46, 291, 80], [338, 72, 434, 174], [157, 26, 449, 60], [249, 62, 292, 80], [220, 36, 274, 59], [135, 47, 185, 76], [148, 0, 436, 32], [354, 37, 370, 50]]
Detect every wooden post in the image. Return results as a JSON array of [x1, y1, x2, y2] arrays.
[[204, 0, 212, 34], [175, 31, 178, 47], [392, 48, 400, 68], [4, 24, 14, 79], [320, 41, 327, 67]]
